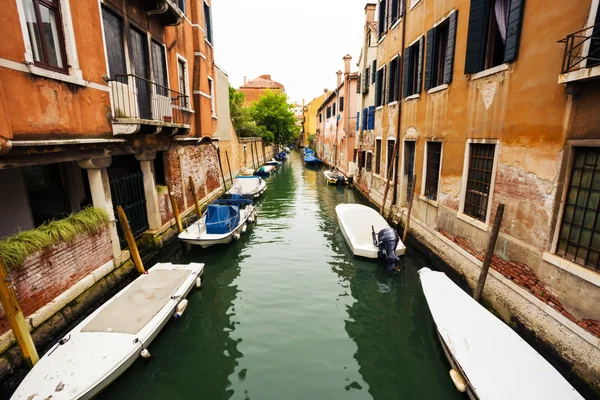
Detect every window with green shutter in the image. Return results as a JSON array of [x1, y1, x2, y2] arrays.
[[424, 10, 458, 91]]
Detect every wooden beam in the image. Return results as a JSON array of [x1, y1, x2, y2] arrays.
[[402, 175, 417, 244], [116, 206, 145, 275], [0, 257, 39, 367], [168, 186, 184, 233], [474, 204, 505, 302], [189, 176, 202, 217], [380, 140, 398, 216]]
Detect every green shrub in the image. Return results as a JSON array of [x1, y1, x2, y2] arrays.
[[0, 207, 109, 269]]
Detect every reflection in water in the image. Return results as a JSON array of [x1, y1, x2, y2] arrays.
[[98, 152, 465, 400]]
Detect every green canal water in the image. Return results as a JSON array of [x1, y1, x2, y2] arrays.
[[99, 152, 466, 400]]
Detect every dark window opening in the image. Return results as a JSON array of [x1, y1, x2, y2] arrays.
[[404, 141, 416, 199], [340, 96, 344, 112], [178, 59, 188, 107], [464, 143, 496, 222], [178, 0, 186, 14], [366, 152, 373, 172], [434, 20, 449, 87], [333, 102, 337, 116], [204, 2, 213, 44], [424, 142, 442, 200], [378, 0, 387, 37], [388, 57, 400, 103], [154, 152, 166, 186], [556, 148, 600, 272], [102, 6, 126, 78], [151, 40, 168, 96], [587, 6, 600, 68], [484, 0, 508, 70], [23, 0, 68, 72], [386, 140, 396, 179], [404, 38, 423, 97], [372, 60, 377, 84], [375, 139, 382, 175], [375, 67, 386, 106]]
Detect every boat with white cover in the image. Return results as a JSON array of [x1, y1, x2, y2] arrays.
[[11, 262, 204, 400], [227, 176, 267, 198], [178, 197, 255, 248], [418, 267, 584, 400], [324, 169, 347, 185], [335, 204, 405, 258]]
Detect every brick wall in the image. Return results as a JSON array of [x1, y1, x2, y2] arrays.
[[438, 228, 600, 338], [0, 226, 112, 334]]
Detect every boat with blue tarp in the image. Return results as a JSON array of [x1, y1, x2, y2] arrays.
[[179, 196, 256, 248]]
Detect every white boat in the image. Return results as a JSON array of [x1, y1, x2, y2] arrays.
[[265, 159, 281, 166], [11, 262, 204, 400], [324, 169, 347, 185], [418, 267, 584, 400], [335, 204, 406, 258], [227, 176, 267, 198], [179, 198, 255, 248]]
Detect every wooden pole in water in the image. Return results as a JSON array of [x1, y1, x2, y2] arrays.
[[474, 204, 505, 302], [216, 148, 227, 190], [225, 151, 233, 184], [380, 141, 398, 216], [402, 176, 417, 244], [250, 142, 256, 169], [189, 176, 202, 217], [262, 142, 266, 164], [0, 257, 39, 367], [254, 142, 261, 165], [116, 205, 145, 274], [167, 186, 184, 234]]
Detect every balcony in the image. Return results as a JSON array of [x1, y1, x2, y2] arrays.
[[558, 24, 600, 84], [144, 0, 186, 26], [108, 74, 192, 136]]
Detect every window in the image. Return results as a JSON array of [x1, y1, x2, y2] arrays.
[[178, 0, 186, 15], [375, 66, 386, 107], [363, 66, 371, 93], [319, 113, 322, 123], [403, 37, 424, 97], [389, 0, 402, 26], [357, 74, 362, 93], [464, 0, 524, 74], [208, 77, 215, 116], [386, 139, 396, 180], [463, 143, 496, 222], [372, 60, 377, 84], [178, 58, 188, 108], [424, 142, 442, 200], [375, 138, 382, 175], [204, 2, 213, 45], [388, 57, 400, 103], [333, 102, 337, 116], [326, 106, 331, 119], [378, 0, 387, 37], [403, 141, 416, 199], [23, 0, 68, 72], [425, 11, 458, 90], [151, 41, 168, 96], [586, 3, 600, 68], [366, 152, 373, 172], [556, 148, 600, 271], [101, 7, 126, 79], [339, 96, 344, 112], [360, 151, 367, 169]]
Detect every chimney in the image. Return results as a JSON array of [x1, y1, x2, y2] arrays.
[[343, 55, 352, 75], [324, 88, 328, 94], [302, 98, 305, 107], [243, 76, 247, 85], [365, 3, 376, 24], [336, 71, 343, 88]]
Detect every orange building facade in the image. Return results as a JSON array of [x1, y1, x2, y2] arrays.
[[239, 74, 285, 106]]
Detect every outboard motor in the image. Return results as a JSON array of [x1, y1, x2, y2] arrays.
[[374, 226, 399, 271], [336, 174, 347, 185]]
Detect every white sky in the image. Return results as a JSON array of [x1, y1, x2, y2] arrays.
[[212, 0, 369, 105]]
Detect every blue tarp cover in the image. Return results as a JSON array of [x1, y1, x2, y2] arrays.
[[304, 155, 321, 163], [206, 205, 240, 234]]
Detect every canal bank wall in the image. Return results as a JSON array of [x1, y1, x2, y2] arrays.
[[350, 183, 600, 398]]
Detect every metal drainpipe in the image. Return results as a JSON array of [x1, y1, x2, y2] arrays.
[[391, 5, 408, 211], [345, 74, 350, 172]]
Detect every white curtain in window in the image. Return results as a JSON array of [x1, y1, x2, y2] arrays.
[[495, 0, 511, 43], [23, 0, 42, 61]]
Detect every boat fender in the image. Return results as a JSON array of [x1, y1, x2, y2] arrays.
[[174, 299, 189, 319], [196, 276, 202, 288], [233, 233, 241, 240], [242, 224, 248, 234], [141, 349, 151, 359], [449, 369, 467, 393]]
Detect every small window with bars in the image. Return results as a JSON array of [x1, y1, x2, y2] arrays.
[[366, 152, 373, 172], [424, 142, 442, 201], [463, 143, 496, 222], [556, 148, 600, 272], [375, 139, 382, 175]]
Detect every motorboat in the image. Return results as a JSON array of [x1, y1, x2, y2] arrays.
[[11, 262, 204, 400], [335, 204, 405, 270], [324, 169, 347, 185], [275, 152, 287, 162], [265, 159, 281, 166], [179, 197, 255, 248], [304, 154, 322, 165], [418, 267, 584, 400], [226, 176, 267, 198], [255, 165, 275, 176]]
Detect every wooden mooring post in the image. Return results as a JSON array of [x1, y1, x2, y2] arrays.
[[402, 176, 417, 244], [116, 205, 145, 275], [380, 141, 398, 216], [0, 257, 39, 368], [474, 204, 505, 302], [189, 176, 202, 217], [225, 151, 233, 185], [250, 142, 256, 169], [167, 186, 184, 234]]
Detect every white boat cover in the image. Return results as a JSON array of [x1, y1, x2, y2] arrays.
[[335, 204, 406, 258], [227, 177, 266, 197], [419, 268, 584, 400], [11, 263, 204, 400]]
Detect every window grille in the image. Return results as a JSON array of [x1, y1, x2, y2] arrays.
[[464, 143, 495, 222]]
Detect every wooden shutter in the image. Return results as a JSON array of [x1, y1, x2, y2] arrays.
[[372, 60, 377, 83], [424, 28, 435, 91], [444, 10, 458, 84], [417, 36, 424, 94], [383, 65, 388, 104], [368, 106, 375, 130], [386, 62, 393, 103], [403, 47, 411, 98], [356, 112, 360, 130], [394, 58, 400, 101], [375, 69, 380, 106], [503, 0, 525, 63], [399, 0, 405, 18], [357, 74, 361, 93], [464, 0, 490, 74], [363, 108, 368, 130], [340, 96, 344, 112]]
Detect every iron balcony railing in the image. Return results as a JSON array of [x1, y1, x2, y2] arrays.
[[107, 74, 191, 126], [559, 23, 600, 74]]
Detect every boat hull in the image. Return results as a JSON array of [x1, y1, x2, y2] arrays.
[[179, 206, 255, 248]]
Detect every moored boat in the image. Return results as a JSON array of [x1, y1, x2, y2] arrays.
[[304, 154, 322, 165], [265, 159, 281, 166], [178, 197, 255, 248], [335, 204, 405, 270], [324, 169, 347, 185], [255, 165, 275, 176], [226, 176, 267, 198], [418, 267, 584, 400], [11, 262, 204, 400]]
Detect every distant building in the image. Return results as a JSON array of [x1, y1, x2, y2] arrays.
[[302, 94, 328, 148], [239, 75, 285, 106]]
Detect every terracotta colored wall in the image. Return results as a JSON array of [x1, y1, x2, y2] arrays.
[[240, 87, 283, 106]]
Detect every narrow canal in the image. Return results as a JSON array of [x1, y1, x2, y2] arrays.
[[99, 152, 466, 400]]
